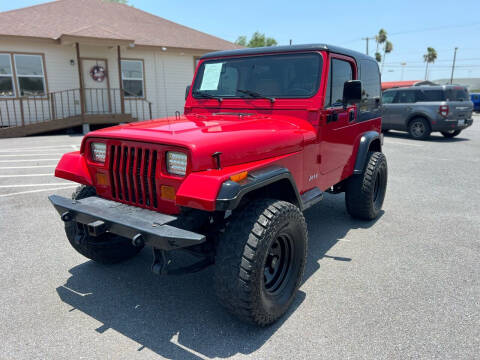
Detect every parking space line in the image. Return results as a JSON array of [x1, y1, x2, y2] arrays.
[[385, 141, 423, 147], [0, 165, 56, 169], [0, 154, 65, 157], [0, 183, 72, 188], [0, 186, 77, 198], [0, 159, 60, 162], [0, 174, 53, 178], [0, 145, 79, 151]]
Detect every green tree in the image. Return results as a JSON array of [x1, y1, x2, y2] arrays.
[[235, 36, 247, 46], [423, 47, 437, 80], [375, 29, 387, 54], [235, 32, 278, 48]]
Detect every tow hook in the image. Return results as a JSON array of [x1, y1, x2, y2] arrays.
[[61, 211, 72, 222]]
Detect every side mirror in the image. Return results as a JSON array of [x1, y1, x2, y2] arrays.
[[185, 85, 191, 100], [343, 80, 362, 107]]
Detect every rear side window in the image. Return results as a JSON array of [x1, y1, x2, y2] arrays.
[[445, 87, 469, 101], [394, 90, 416, 104], [325, 58, 353, 107], [359, 60, 381, 111], [382, 91, 396, 104], [417, 89, 445, 102]]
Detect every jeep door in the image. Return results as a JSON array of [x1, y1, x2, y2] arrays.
[[319, 55, 356, 176]]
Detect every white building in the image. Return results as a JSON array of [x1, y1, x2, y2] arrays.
[[0, 0, 239, 137]]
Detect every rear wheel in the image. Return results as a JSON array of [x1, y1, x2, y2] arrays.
[[65, 186, 143, 264], [214, 199, 307, 326], [441, 130, 461, 138], [408, 117, 431, 140], [345, 152, 387, 220]]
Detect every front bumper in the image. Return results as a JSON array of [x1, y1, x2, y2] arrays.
[[48, 195, 205, 251], [432, 118, 473, 132]]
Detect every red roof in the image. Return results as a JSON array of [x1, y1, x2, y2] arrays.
[[0, 0, 241, 51]]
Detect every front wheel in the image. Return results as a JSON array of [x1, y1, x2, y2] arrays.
[[345, 152, 388, 220], [214, 199, 307, 326], [441, 130, 461, 138]]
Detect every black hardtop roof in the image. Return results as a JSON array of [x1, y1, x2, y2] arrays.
[[201, 43, 375, 62], [384, 84, 468, 92]]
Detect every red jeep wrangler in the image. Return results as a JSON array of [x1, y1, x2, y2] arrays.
[[49, 44, 387, 326]]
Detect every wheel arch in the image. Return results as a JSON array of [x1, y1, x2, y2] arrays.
[[406, 113, 432, 129], [353, 131, 382, 175], [216, 166, 302, 211]]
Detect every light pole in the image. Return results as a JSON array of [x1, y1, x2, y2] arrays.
[[400, 62, 406, 81], [450, 47, 458, 84]]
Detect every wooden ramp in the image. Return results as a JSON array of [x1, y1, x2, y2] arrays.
[[0, 114, 136, 138]]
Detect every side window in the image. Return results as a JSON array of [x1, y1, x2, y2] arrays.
[[382, 91, 396, 104], [324, 58, 353, 107], [394, 90, 416, 104], [359, 60, 381, 111]]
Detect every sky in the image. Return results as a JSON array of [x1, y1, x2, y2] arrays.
[[2, 0, 480, 82]]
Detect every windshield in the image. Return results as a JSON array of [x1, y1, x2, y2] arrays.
[[193, 53, 322, 99]]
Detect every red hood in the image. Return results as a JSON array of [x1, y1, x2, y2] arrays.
[[85, 113, 312, 171]]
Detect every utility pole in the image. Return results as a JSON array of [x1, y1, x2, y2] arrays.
[[289, 39, 292, 45], [400, 62, 406, 81], [450, 47, 458, 84], [361, 37, 373, 55]]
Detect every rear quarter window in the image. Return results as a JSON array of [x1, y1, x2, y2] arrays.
[[359, 60, 381, 112], [416, 89, 445, 102]]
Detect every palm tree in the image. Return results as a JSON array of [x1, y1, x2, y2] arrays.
[[423, 47, 437, 80], [374, 29, 388, 64], [381, 41, 393, 74]]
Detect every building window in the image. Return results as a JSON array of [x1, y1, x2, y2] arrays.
[[121, 59, 144, 98], [14, 54, 46, 96], [0, 54, 15, 97]]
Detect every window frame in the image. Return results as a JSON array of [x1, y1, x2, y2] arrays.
[[192, 52, 324, 100], [324, 54, 356, 109], [0, 53, 16, 98], [0, 52, 48, 99], [120, 58, 145, 99], [13, 53, 48, 98]]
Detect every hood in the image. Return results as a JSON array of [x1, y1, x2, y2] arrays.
[[87, 113, 312, 171]]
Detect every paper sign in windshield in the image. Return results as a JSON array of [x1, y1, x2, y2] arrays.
[[200, 63, 223, 91]]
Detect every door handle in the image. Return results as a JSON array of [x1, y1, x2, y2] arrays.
[[349, 110, 355, 122], [326, 113, 338, 123]]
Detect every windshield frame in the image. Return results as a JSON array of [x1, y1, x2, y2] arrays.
[[192, 52, 324, 100]]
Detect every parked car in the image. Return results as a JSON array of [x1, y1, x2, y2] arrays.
[[382, 85, 474, 139], [471, 93, 480, 112], [48, 44, 388, 326]]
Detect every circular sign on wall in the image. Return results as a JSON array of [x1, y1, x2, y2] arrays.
[[89, 65, 106, 82]]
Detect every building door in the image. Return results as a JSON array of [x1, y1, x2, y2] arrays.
[[81, 58, 111, 114]]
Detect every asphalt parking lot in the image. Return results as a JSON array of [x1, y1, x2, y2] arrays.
[[1, 116, 479, 360]]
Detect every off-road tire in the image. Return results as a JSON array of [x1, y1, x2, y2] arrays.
[[441, 130, 461, 138], [65, 185, 143, 264], [214, 199, 307, 326], [408, 117, 431, 140], [345, 152, 387, 220]]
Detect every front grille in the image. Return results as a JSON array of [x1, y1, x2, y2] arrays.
[[109, 144, 158, 209]]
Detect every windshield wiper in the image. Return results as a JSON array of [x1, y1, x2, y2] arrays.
[[193, 90, 222, 103], [237, 89, 275, 103]]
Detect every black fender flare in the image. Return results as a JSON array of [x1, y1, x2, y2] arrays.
[[216, 166, 303, 211], [353, 131, 382, 175]]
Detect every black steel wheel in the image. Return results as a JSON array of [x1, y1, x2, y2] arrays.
[[214, 199, 307, 326]]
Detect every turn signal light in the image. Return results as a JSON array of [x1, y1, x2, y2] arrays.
[[160, 185, 176, 201], [95, 172, 109, 186], [230, 171, 248, 182]]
